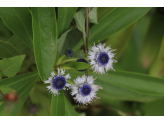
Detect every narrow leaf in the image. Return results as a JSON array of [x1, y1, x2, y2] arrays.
[[65, 97, 79, 116], [149, 37, 164, 77], [0, 7, 33, 50], [73, 7, 152, 52], [68, 70, 164, 102], [31, 7, 57, 81], [97, 7, 115, 21], [58, 29, 82, 56], [50, 90, 79, 116], [105, 23, 136, 59], [6, 35, 29, 54], [50, 90, 65, 116], [140, 8, 164, 69], [0, 55, 25, 77], [0, 72, 38, 116], [58, 7, 77, 37], [61, 61, 88, 70], [94, 71, 164, 96], [0, 85, 15, 94], [0, 40, 20, 58]]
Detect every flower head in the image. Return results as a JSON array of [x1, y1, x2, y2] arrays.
[[65, 49, 74, 57], [77, 58, 88, 71], [71, 74, 101, 105], [88, 43, 116, 74], [44, 68, 71, 96]]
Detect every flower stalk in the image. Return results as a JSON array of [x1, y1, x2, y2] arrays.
[[85, 7, 90, 75]]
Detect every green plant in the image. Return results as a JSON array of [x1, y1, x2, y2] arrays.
[[0, 7, 164, 116]]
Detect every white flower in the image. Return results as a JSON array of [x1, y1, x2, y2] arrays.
[[88, 43, 116, 74], [44, 68, 71, 96], [71, 74, 101, 105]]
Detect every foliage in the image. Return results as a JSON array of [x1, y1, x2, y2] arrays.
[[0, 7, 164, 116]]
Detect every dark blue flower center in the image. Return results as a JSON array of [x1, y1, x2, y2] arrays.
[[80, 84, 91, 96], [97, 52, 109, 66], [65, 49, 74, 57], [77, 58, 88, 71], [52, 76, 66, 90]]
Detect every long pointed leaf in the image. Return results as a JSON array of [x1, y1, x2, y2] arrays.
[[58, 7, 77, 37], [31, 7, 57, 81], [0, 72, 38, 115], [73, 7, 152, 52], [0, 40, 20, 58], [0, 7, 33, 50]]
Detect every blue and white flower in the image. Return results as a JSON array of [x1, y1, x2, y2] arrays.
[[88, 43, 116, 74], [71, 74, 101, 104], [44, 68, 71, 96]]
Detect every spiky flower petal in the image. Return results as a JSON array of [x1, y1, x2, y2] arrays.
[[44, 68, 71, 96], [71, 74, 101, 105], [88, 43, 116, 74]]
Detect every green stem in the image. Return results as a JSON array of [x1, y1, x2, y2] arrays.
[[85, 7, 90, 75], [56, 55, 65, 66]]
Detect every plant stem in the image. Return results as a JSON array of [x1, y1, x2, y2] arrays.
[[86, 7, 90, 53], [85, 7, 90, 75]]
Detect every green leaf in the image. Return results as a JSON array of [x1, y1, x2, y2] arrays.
[[97, 7, 115, 21], [58, 7, 77, 37], [0, 85, 15, 94], [58, 29, 82, 56], [6, 35, 29, 54], [0, 72, 38, 116], [31, 7, 57, 81], [0, 7, 33, 50], [89, 7, 98, 24], [74, 8, 86, 38], [61, 61, 88, 70], [0, 55, 25, 77], [65, 97, 79, 116], [94, 71, 164, 96], [149, 37, 164, 77], [139, 98, 164, 116], [50, 90, 79, 116], [68, 70, 164, 102], [0, 18, 12, 41], [57, 29, 72, 55], [50, 90, 65, 116], [28, 83, 51, 116], [140, 8, 164, 69], [114, 25, 146, 73], [0, 73, 2, 80], [105, 23, 136, 59], [73, 7, 152, 52], [0, 40, 20, 58], [0, 101, 3, 106]]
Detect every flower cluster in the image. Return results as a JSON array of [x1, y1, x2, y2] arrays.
[[44, 43, 116, 105]]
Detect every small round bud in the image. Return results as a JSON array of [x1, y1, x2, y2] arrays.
[[65, 49, 74, 57]]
